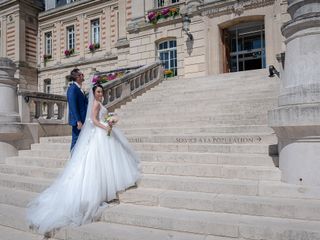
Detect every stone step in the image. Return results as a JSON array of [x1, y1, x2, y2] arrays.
[[131, 143, 277, 154], [147, 81, 278, 93], [119, 119, 269, 128], [1, 156, 280, 181], [128, 94, 277, 106], [40, 133, 276, 145], [117, 107, 276, 118], [0, 203, 31, 232], [0, 203, 208, 240], [102, 204, 320, 239], [119, 100, 277, 112], [140, 174, 320, 199], [134, 132, 274, 145], [139, 151, 278, 167], [133, 90, 278, 104], [142, 86, 278, 98], [0, 173, 51, 193], [7, 155, 67, 168], [141, 162, 281, 181], [16, 150, 278, 168], [139, 174, 260, 196], [121, 125, 274, 135], [117, 112, 269, 123], [120, 188, 320, 221], [158, 73, 268, 85], [31, 142, 277, 155], [0, 164, 61, 179], [56, 222, 207, 240], [0, 225, 44, 240], [0, 186, 36, 208]]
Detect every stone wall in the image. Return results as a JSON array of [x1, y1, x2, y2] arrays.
[[38, 0, 131, 95]]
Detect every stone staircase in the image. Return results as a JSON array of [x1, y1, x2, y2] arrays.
[[1, 69, 320, 239]]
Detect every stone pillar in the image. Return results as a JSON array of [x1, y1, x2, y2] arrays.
[[268, 0, 320, 186], [0, 58, 21, 162], [115, 0, 129, 48], [131, 0, 145, 21]]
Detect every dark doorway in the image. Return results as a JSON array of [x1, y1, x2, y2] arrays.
[[224, 21, 266, 72]]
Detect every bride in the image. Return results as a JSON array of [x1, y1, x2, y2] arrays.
[[27, 83, 141, 236]]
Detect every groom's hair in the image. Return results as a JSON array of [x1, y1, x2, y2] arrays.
[[70, 68, 81, 82]]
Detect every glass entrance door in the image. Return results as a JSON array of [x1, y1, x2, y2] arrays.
[[228, 22, 266, 72]]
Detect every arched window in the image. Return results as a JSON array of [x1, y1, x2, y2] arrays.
[[157, 39, 177, 76]]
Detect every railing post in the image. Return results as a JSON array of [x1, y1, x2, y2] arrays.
[[34, 100, 42, 119], [57, 102, 64, 120], [47, 102, 54, 119]]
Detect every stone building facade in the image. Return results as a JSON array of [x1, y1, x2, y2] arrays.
[[38, 0, 132, 94], [0, 0, 290, 95], [129, 0, 289, 79], [0, 0, 43, 91]]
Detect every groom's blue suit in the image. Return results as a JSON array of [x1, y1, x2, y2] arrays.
[[67, 83, 88, 150]]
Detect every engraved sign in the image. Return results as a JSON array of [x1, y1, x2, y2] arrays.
[[176, 136, 262, 144], [128, 137, 143, 143]]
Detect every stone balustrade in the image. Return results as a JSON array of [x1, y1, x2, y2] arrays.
[[94, 61, 164, 111], [17, 62, 163, 124], [18, 91, 68, 124]]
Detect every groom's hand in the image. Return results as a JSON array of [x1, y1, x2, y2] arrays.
[[77, 121, 83, 130]]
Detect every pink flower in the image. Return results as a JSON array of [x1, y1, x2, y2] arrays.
[[92, 75, 100, 84], [88, 43, 95, 50], [161, 8, 170, 16], [64, 50, 70, 55], [147, 11, 156, 21]]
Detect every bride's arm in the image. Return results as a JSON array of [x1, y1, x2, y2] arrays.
[[91, 101, 110, 131]]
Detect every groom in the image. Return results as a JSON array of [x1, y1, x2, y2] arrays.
[[67, 68, 88, 150]]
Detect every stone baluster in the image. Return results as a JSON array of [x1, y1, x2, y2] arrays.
[[34, 100, 42, 119], [57, 103, 64, 120], [47, 102, 54, 119], [269, 0, 320, 186]]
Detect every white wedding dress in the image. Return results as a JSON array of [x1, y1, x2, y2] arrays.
[[26, 91, 140, 235]]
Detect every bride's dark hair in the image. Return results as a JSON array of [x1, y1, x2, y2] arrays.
[[92, 84, 103, 94]]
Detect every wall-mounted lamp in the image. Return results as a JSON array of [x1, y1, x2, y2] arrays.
[[268, 65, 280, 78], [182, 14, 193, 41]]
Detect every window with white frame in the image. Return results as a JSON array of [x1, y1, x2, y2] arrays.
[[91, 19, 100, 44], [45, 31, 52, 56], [66, 25, 75, 50], [158, 39, 177, 76], [155, 0, 179, 7], [44, 79, 51, 94], [156, 0, 165, 7]]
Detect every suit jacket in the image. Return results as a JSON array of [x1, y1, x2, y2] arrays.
[[67, 83, 88, 126]]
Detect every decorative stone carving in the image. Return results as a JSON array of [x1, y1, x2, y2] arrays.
[[200, 0, 274, 17], [268, 0, 320, 186], [232, 1, 245, 16]]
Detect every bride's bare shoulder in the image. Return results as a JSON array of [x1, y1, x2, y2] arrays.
[[93, 100, 101, 108]]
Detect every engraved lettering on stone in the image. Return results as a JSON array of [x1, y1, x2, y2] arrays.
[[176, 136, 262, 144], [128, 138, 143, 143]]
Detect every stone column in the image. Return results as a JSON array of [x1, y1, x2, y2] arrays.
[[131, 0, 145, 21], [115, 0, 129, 48], [0, 58, 21, 162], [268, 0, 320, 186]]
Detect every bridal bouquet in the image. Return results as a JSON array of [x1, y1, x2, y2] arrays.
[[104, 113, 118, 136]]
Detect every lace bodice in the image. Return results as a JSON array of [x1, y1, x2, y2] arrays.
[[98, 102, 108, 122]]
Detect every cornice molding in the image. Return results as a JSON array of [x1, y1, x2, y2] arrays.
[[199, 0, 275, 17], [39, 0, 116, 22]]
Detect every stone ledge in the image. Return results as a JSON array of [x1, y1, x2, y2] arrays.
[[38, 54, 118, 72], [268, 103, 320, 127]]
